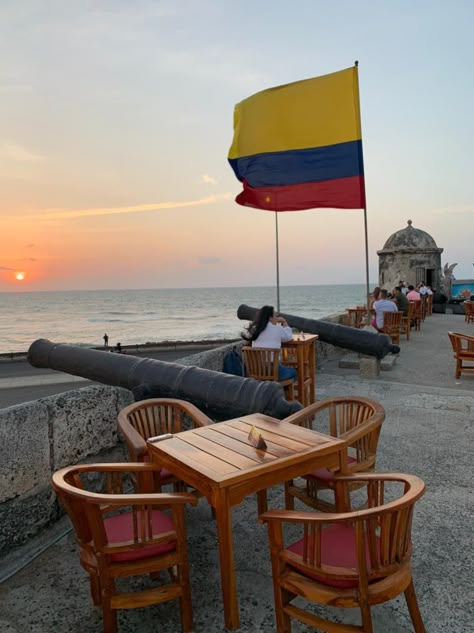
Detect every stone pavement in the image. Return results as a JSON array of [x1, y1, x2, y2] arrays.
[[0, 314, 473, 632]]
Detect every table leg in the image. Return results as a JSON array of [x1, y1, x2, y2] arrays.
[[214, 489, 240, 629]]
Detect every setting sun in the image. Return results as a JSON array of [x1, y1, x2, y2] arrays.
[[15, 272, 25, 281]]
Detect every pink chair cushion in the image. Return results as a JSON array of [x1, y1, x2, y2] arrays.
[[287, 524, 378, 588], [304, 455, 357, 482], [104, 510, 176, 562]]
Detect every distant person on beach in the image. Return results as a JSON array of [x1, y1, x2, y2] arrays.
[[242, 305, 296, 381], [116, 342, 122, 353], [372, 289, 397, 330], [103, 333, 109, 348]]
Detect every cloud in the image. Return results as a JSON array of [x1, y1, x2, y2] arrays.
[[23, 257, 36, 261], [0, 142, 44, 162], [0, 266, 14, 270], [433, 204, 474, 215], [26, 243, 36, 248], [198, 256, 222, 265], [17, 193, 233, 221], [201, 174, 217, 185]]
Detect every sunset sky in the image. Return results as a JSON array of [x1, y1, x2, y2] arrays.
[[1, 0, 473, 292]]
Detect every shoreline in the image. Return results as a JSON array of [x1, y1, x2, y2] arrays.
[[0, 338, 239, 363]]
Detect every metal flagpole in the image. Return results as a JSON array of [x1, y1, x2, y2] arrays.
[[354, 61, 371, 324], [275, 211, 280, 311]]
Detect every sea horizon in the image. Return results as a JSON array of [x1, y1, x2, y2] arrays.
[[1, 284, 371, 354]]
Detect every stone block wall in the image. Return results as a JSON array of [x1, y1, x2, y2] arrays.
[[0, 386, 132, 555]]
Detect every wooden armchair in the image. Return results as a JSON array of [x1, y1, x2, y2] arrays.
[[381, 310, 403, 344], [464, 301, 474, 323], [118, 398, 213, 491], [242, 346, 295, 400], [260, 473, 426, 633], [400, 301, 415, 340], [51, 462, 197, 633], [283, 396, 385, 512], [448, 331, 474, 379]]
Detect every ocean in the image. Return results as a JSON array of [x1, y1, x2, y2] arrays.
[[0, 284, 369, 354]]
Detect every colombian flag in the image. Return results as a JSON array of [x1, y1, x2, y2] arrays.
[[228, 66, 365, 211]]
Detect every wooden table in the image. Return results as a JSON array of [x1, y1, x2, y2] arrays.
[[346, 307, 368, 328], [281, 333, 318, 406], [147, 413, 346, 630]]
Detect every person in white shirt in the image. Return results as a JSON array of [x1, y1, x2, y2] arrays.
[[372, 289, 398, 330], [242, 305, 296, 380]]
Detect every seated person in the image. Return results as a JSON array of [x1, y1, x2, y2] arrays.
[[372, 289, 397, 331], [393, 286, 409, 315], [242, 305, 297, 381], [407, 285, 421, 301]]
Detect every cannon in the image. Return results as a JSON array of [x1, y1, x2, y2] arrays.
[[237, 304, 400, 359], [28, 339, 302, 420]]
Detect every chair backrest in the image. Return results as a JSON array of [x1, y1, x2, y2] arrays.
[[406, 301, 415, 319], [382, 310, 402, 329], [284, 396, 385, 471], [448, 331, 474, 354], [262, 473, 425, 586], [242, 346, 280, 381]]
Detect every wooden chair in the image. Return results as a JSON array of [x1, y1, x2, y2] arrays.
[[380, 310, 403, 344], [260, 473, 426, 633], [118, 398, 213, 492], [412, 301, 423, 331], [448, 331, 474, 379], [51, 462, 197, 633], [400, 301, 415, 340], [242, 346, 295, 400], [283, 397, 385, 512], [464, 301, 474, 323]]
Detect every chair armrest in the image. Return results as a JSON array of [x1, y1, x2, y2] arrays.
[[117, 417, 148, 460], [338, 417, 384, 444]]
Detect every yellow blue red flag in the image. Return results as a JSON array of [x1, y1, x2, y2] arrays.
[[228, 66, 365, 211]]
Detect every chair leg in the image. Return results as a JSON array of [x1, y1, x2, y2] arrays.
[[101, 603, 118, 633], [404, 579, 426, 633], [359, 601, 374, 633], [89, 572, 101, 606]]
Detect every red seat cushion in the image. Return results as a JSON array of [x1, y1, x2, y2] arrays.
[[304, 455, 357, 482], [287, 524, 378, 588], [104, 510, 176, 562]]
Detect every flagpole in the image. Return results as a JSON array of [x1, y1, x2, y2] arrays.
[[275, 211, 280, 311], [354, 60, 371, 324]]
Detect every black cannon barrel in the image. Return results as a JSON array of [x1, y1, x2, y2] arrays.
[[28, 339, 302, 420], [237, 304, 399, 359]]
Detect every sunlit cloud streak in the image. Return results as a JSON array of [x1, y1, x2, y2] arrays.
[[0, 142, 44, 162], [201, 174, 217, 185], [15, 193, 233, 221]]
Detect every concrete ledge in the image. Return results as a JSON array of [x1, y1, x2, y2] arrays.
[[339, 353, 398, 373]]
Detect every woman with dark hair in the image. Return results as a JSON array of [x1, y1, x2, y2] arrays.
[[242, 305, 297, 380]]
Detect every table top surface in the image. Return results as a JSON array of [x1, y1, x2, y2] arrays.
[[146, 413, 344, 487], [283, 332, 319, 345]]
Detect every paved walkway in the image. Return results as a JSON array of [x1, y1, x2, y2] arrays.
[[0, 314, 473, 632]]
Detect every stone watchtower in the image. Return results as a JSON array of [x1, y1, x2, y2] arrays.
[[377, 220, 443, 291]]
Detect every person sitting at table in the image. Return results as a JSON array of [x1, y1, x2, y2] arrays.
[[242, 305, 297, 381], [393, 285, 409, 315], [372, 289, 397, 331], [407, 284, 421, 301], [369, 286, 381, 310]]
